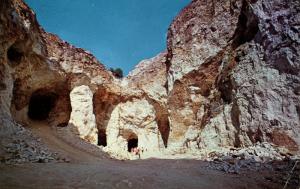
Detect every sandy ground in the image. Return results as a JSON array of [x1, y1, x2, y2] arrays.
[[0, 122, 294, 189]]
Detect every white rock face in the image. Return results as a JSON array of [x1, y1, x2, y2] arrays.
[[68, 85, 98, 145], [105, 98, 164, 159], [166, 0, 243, 91], [164, 0, 300, 157], [126, 52, 168, 105], [199, 105, 237, 150], [231, 43, 300, 149], [1, 0, 300, 163]]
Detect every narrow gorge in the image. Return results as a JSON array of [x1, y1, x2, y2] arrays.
[[0, 0, 300, 188]]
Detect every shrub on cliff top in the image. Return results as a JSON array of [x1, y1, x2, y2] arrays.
[[109, 67, 123, 78]]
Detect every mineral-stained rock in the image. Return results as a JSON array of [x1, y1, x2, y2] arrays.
[[166, 0, 243, 91], [0, 0, 299, 162], [126, 52, 168, 105], [0, 0, 113, 162], [41, 31, 113, 86], [165, 0, 300, 156], [125, 52, 170, 149], [0, 0, 59, 162]]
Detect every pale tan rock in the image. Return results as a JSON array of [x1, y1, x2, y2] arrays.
[[1, 0, 299, 163], [165, 0, 300, 156], [126, 52, 168, 105], [105, 98, 164, 159], [166, 0, 243, 91], [68, 85, 98, 145]]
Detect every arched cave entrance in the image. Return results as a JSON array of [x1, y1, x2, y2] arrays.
[[28, 90, 58, 121], [98, 129, 107, 147], [7, 43, 23, 66], [120, 129, 139, 152], [128, 138, 138, 152], [7, 46, 23, 62]]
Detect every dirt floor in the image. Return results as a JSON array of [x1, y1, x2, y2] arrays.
[[0, 122, 297, 189]]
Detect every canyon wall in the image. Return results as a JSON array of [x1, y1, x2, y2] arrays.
[[165, 0, 300, 155], [0, 0, 299, 161]]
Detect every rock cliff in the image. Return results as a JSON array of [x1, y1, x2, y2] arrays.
[[166, 0, 300, 157], [0, 0, 299, 162]]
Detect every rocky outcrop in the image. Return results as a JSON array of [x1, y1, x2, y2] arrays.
[[105, 98, 164, 159], [126, 52, 170, 148], [0, 0, 60, 162], [0, 0, 113, 162], [0, 0, 299, 162], [165, 0, 300, 156], [100, 53, 170, 158], [230, 0, 300, 151], [41, 31, 113, 87], [68, 85, 98, 145], [166, 0, 243, 91], [127, 52, 168, 104]]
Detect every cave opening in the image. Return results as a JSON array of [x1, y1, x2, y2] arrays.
[[219, 78, 233, 104], [128, 138, 138, 152], [98, 129, 107, 147], [231, 1, 259, 49], [28, 90, 58, 121], [120, 129, 139, 152], [157, 116, 170, 148], [7, 45, 23, 64]]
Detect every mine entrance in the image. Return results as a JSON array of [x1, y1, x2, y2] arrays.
[[7, 43, 23, 65], [120, 129, 138, 152], [7, 46, 23, 62], [28, 90, 58, 121], [127, 138, 138, 152], [98, 129, 107, 147]]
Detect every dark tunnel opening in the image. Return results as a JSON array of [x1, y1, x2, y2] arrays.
[[28, 91, 58, 121], [98, 129, 107, 147], [128, 138, 138, 152], [7, 46, 23, 64]]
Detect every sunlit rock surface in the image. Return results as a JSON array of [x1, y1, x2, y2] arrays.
[[68, 85, 98, 145], [0, 0, 299, 162]]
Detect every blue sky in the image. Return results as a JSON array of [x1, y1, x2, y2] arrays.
[[24, 0, 191, 75]]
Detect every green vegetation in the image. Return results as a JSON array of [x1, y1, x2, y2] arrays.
[[109, 67, 123, 78]]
